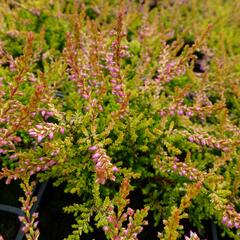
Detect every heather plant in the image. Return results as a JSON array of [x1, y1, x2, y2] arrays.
[[0, 0, 240, 240]]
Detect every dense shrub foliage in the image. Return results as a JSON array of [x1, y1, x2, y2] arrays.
[[0, 0, 240, 239]]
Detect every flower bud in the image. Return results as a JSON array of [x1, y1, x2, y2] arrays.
[[88, 145, 98, 151]]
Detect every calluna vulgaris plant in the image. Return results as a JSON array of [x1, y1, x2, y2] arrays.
[[0, 0, 240, 239]]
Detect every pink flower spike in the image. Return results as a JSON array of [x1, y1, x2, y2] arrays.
[[189, 175, 194, 180], [235, 222, 240, 229], [96, 162, 102, 167], [21, 226, 28, 233], [18, 216, 25, 222], [160, 110, 165, 117], [114, 85, 122, 91], [37, 135, 43, 142], [47, 111, 54, 117], [5, 178, 11, 184], [88, 145, 98, 151], [227, 220, 233, 228], [43, 166, 48, 170], [188, 136, 194, 142], [181, 170, 187, 176], [186, 111, 193, 117], [92, 152, 101, 160], [127, 207, 134, 216], [103, 226, 109, 232], [222, 216, 228, 224], [82, 93, 89, 99], [110, 175, 116, 181], [175, 157, 179, 162], [49, 132, 54, 139], [48, 160, 56, 166], [36, 124, 43, 130], [41, 110, 46, 117], [29, 132, 37, 137], [132, 233, 137, 238], [170, 110, 175, 116], [215, 143, 220, 148], [60, 127, 65, 135], [123, 228, 128, 235], [9, 154, 17, 159], [177, 109, 184, 115], [112, 166, 119, 172], [34, 221, 39, 228], [36, 166, 42, 172], [107, 216, 114, 223]]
